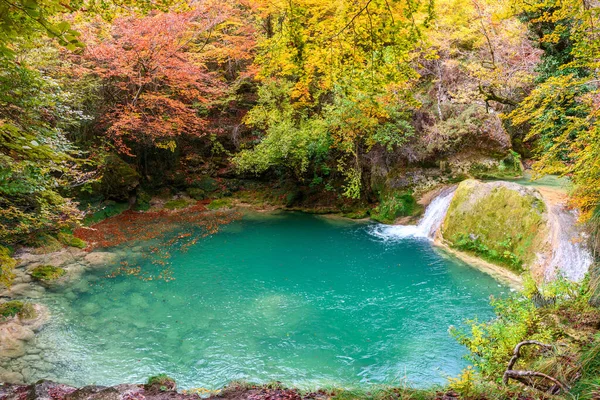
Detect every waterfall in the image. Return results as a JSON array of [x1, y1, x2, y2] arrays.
[[369, 189, 456, 241], [544, 204, 593, 282]]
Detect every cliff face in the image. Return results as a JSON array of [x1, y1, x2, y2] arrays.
[[440, 179, 593, 282]]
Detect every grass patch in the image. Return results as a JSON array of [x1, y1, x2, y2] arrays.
[[0, 301, 36, 320], [30, 265, 66, 281]]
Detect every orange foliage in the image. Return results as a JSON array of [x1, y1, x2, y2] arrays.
[[79, 1, 257, 155]]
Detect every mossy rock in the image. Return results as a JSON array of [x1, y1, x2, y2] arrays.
[[100, 155, 140, 201], [164, 198, 193, 210], [370, 192, 420, 224], [441, 179, 548, 272], [189, 176, 219, 192], [186, 187, 207, 200], [0, 301, 36, 320], [206, 198, 233, 210], [146, 374, 176, 392], [30, 265, 66, 282], [57, 232, 86, 249], [0, 246, 16, 288]]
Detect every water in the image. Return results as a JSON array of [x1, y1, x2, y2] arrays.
[[23, 212, 506, 390], [370, 189, 455, 240], [546, 204, 593, 282]]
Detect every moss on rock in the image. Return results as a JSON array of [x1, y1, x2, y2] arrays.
[[57, 232, 86, 249], [146, 374, 176, 391], [0, 301, 36, 320], [207, 198, 233, 210], [164, 198, 193, 210], [441, 179, 548, 272], [186, 187, 207, 200], [30, 265, 66, 282]]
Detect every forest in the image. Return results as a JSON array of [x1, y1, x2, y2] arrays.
[[1, 0, 600, 398]]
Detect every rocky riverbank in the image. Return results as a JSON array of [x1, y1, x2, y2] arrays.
[[0, 379, 516, 400]]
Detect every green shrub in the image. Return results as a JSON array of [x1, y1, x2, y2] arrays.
[[452, 276, 600, 391], [370, 192, 418, 224], [0, 246, 16, 287], [30, 265, 66, 281], [0, 301, 36, 320]]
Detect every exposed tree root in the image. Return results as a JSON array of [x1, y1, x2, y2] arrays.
[[503, 340, 570, 395]]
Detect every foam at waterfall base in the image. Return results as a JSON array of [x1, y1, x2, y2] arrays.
[[369, 189, 456, 241]]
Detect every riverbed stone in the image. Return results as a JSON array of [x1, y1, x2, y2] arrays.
[[0, 367, 24, 384], [84, 252, 119, 268]]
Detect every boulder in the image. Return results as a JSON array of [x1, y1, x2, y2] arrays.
[[441, 179, 548, 275], [441, 179, 593, 282]]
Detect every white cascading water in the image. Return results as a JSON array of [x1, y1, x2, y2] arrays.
[[369, 189, 456, 241], [544, 204, 594, 282]]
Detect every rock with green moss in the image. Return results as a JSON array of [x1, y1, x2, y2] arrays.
[[164, 198, 193, 210], [57, 232, 86, 249], [146, 374, 176, 391], [29, 265, 66, 282], [186, 187, 206, 200], [206, 198, 233, 210], [441, 179, 548, 273], [0, 301, 36, 320], [100, 155, 140, 201]]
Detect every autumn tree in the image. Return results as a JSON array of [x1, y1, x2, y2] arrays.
[[235, 0, 431, 198], [79, 1, 256, 177], [508, 0, 600, 219]]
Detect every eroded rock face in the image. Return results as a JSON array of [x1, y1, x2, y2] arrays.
[[440, 179, 593, 282]]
